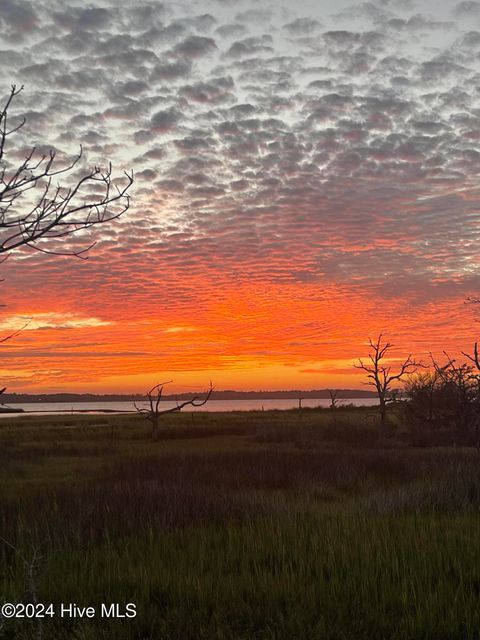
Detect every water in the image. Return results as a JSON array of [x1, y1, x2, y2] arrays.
[[0, 397, 378, 416]]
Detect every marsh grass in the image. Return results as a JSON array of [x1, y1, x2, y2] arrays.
[[1, 410, 480, 639]]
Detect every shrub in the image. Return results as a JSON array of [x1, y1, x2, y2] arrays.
[[404, 363, 480, 445]]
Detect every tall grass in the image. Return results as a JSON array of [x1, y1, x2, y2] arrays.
[[2, 411, 480, 639], [3, 514, 480, 639]]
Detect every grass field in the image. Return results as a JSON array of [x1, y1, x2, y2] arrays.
[[1, 407, 480, 639]]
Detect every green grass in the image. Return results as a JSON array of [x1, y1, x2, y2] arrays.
[[1, 408, 480, 639]]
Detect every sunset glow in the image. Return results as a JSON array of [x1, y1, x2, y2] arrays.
[[1, 0, 480, 393]]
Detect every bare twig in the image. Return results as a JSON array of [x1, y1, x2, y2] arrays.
[[462, 342, 480, 371], [0, 85, 133, 258], [327, 388, 339, 424], [135, 381, 214, 440], [354, 334, 421, 430]]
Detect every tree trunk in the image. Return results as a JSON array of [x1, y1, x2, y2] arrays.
[[379, 401, 387, 431]]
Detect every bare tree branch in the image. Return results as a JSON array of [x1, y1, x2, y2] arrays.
[[135, 381, 214, 440], [355, 334, 421, 430], [462, 342, 480, 372], [0, 85, 133, 258], [0, 317, 31, 343], [327, 388, 339, 424]]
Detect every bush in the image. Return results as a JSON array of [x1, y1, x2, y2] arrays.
[[404, 364, 480, 445]]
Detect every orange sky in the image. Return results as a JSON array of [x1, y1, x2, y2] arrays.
[[1, 0, 480, 393], [1, 258, 478, 393]]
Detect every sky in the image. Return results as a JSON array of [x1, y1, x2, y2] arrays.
[[0, 0, 480, 393]]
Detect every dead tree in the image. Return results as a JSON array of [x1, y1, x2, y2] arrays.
[[135, 381, 213, 440], [355, 335, 420, 430], [0, 85, 133, 258], [327, 388, 339, 424]]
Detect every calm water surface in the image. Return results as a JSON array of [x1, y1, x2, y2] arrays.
[[0, 398, 378, 416]]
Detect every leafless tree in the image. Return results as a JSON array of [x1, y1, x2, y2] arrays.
[[327, 388, 339, 424], [354, 335, 420, 430], [0, 84, 133, 259], [298, 390, 303, 410], [135, 381, 213, 440]]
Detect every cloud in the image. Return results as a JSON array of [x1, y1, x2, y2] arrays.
[[2, 0, 480, 389], [0, 313, 111, 333], [126, 3, 167, 31], [78, 7, 111, 29], [53, 6, 112, 31], [419, 59, 470, 82], [151, 108, 182, 132], [150, 59, 192, 81], [116, 80, 150, 96], [177, 13, 216, 33], [453, 1, 480, 17], [0, 0, 37, 32], [234, 8, 273, 24], [180, 76, 234, 103], [173, 35, 216, 58], [323, 29, 361, 47], [225, 35, 274, 58], [333, 2, 393, 22], [215, 23, 247, 38], [283, 18, 321, 36]]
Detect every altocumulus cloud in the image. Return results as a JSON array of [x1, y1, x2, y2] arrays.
[[1, 0, 480, 387]]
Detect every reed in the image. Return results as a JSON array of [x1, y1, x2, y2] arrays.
[[1, 411, 480, 639]]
